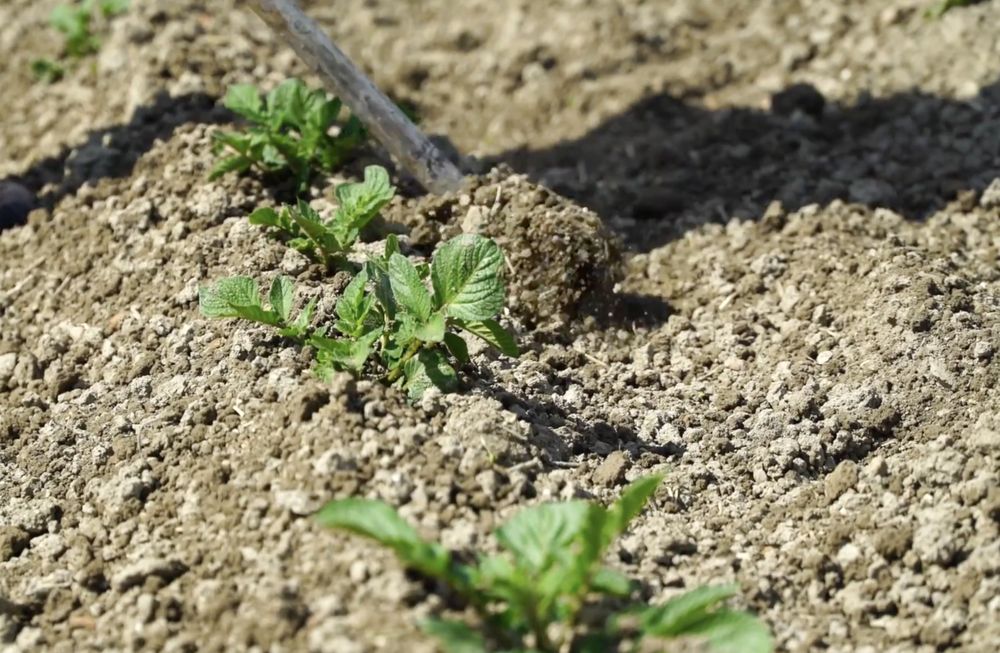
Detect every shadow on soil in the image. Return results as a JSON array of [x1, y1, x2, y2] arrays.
[[1, 91, 227, 226], [4, 80, 998, 249], [491, 79, 1000, 251]]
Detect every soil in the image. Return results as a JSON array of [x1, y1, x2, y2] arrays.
[[2, 1, 999, 652]]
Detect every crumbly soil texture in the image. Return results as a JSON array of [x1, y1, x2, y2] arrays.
[[2, 1, 999, 652]]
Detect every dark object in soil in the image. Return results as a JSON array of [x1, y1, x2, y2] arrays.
[[770, 83, 826, 118], [0, 181, 34, 230]]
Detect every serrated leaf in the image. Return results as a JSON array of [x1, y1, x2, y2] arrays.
[[98, 0, 130, 18], [591, 567, 633, 597], [334, 268, 375, 337], [199, 276, 259, 317], [495, 501, 591, 574], [388, 253, 432, 323], [278, 297, 316, 339], [266, 78, 308, 129], [329, 166, 394, 246], [269, 276, 294, 323], [316, 498, 453, 578], [454, 319, 519, 357], [199, 277, 282, 326], [248, 207, 282, 227], [208, 155, 253, 180], [421, 620, 488, 653], [223, 84, 264, 122], [638, 585, 740, 636], [403, 348, 457, 400], [383, 234, 400, 261], [682, 610, 774, 653], [414, 313, 446, 343], [310, 330, 379, 374], [443, 332, 470, 364], [431, 235, 505, 321], [603, 475, 662, 545], [288, 200, 340, 256]]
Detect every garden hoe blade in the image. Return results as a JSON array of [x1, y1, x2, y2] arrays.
[[246, 0, 464, 194]]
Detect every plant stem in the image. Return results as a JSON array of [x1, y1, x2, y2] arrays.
[[386, 339, 422, 382]]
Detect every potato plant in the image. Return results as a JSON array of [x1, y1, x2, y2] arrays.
[[199, 164, 518, 400], [210, 79, 366, 192], [32, 0, 130, 82], [319, 475, 773, 653]]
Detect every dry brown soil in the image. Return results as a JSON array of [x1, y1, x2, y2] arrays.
[[1, 1, 999, 652]]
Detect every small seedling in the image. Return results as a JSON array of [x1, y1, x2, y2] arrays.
[[311, 232, 519, 399], [31, 0, 129, 82], [926, 0, 979, 17], [199, 275, 316, 341], [248, 165, 395, 268], [318, 475, 773, 653], [210, 79, 366, 191]]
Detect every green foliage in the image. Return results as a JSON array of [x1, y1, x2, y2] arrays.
[[210, 79, 366, 191], [248, 166, 394, 267], [31, 59, 66, 83], [318, 476, 773, 653], [311, 233, 518, 399], [199, 275, 316, 340], [198, 168, 516, 400], [32, 0, 129, 82], [926, 0, 979, 17]]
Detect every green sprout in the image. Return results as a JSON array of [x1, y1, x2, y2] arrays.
[[318, 475, 773, 653], [209, 79, 366, 192], [310, 233, 518, 399], [925, 0, 978, 17], [198, 275, 316, 341], [248, 165, 394, 269], [31, 0, 129, 82]]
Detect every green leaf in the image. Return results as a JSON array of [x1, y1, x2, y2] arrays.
[[199, 276, 260, 317], [209, 155, 253, 180], [603, 474, 662, 548], [638, 585, 739, 636], [383, 234, 400, 260], [316, 498, 453, 578], [199, 277, 281, 326], [288, 200, 340, 257], [278, 297, 316, 339], [248, 207, 282, 228], [443, 332, 470, 364], [591, 567, 633, 597], [31, 58, 65, 83], [310, 329, 379, 374], [682, 610, 774, 653], [454, 319, 519, 357], [431, 235, 506, 321], [388, 253, 432, 323], [403, 348, 457, 400], [223, 84, 265, 122], [495, 501, 591, 574], [329, 166, 395, 247], [414, 313, 446, 343], [421, 620, 488, 653], [269, 276, 294, 323], [98, 0, 130, 18], [334, 268, 375, 337], [266, 78, 308, 129]]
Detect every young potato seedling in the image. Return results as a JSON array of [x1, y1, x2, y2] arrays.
[[32, 0, 130, 82], [310, 232, 519, 399], [210, 79, 366, 192], [926, 0, 979, 17], [318, 475, 773, 653], [248, 165, 395, 269], [198, 275, 316, 341]]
